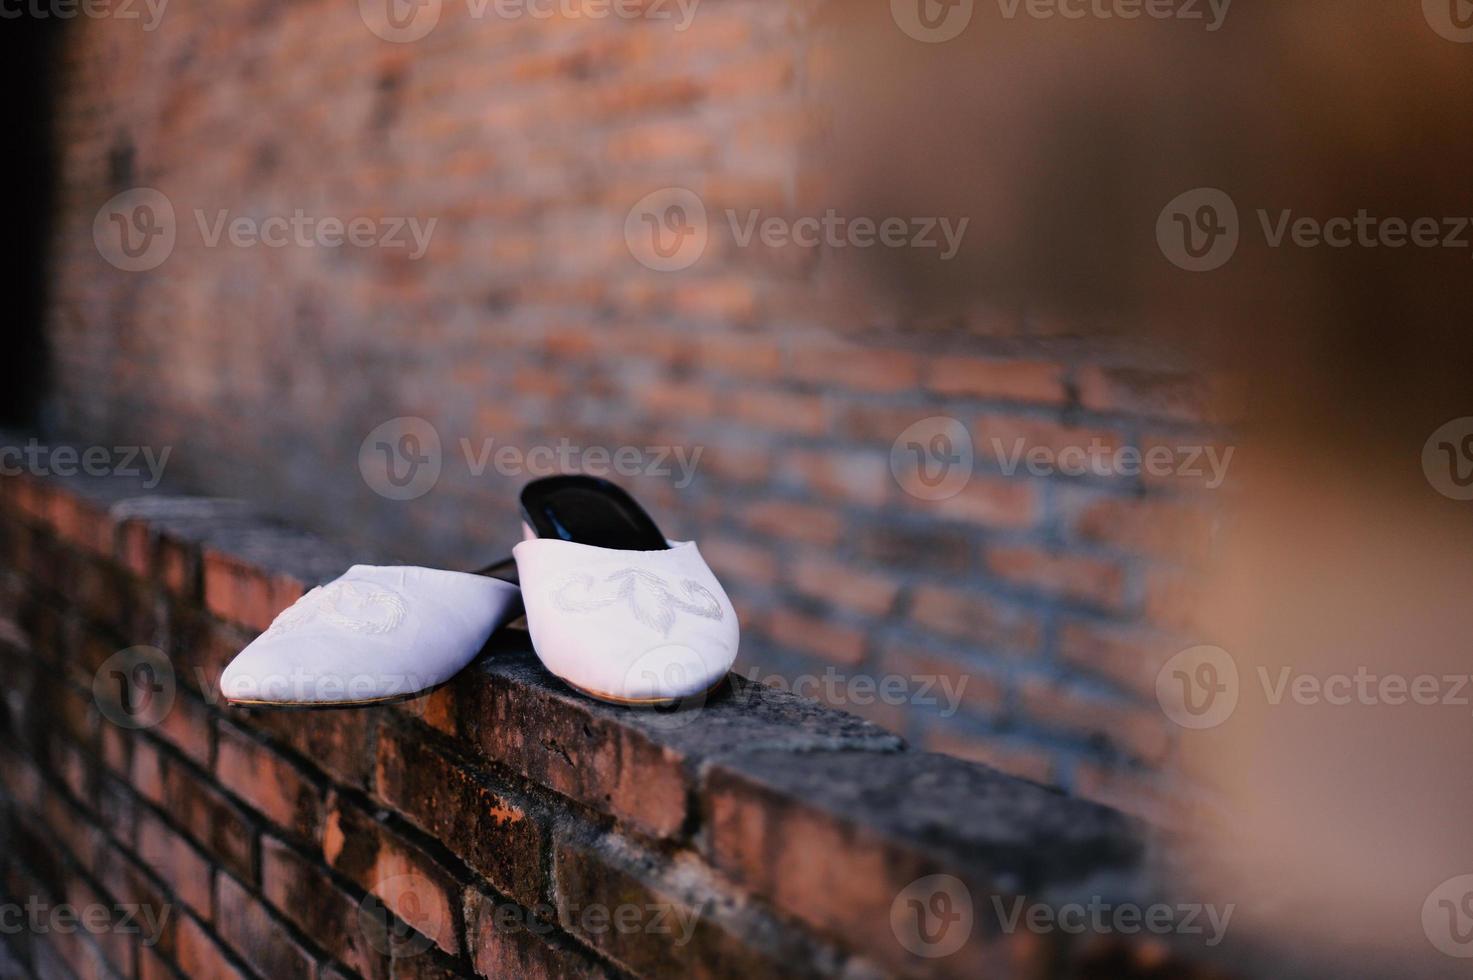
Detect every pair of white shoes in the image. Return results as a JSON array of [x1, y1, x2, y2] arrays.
[[219, 476, 738, 708]]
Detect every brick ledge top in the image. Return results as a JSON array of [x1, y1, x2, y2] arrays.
[[0, 434, 1206, 978]]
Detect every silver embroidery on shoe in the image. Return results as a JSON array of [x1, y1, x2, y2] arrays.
[[262, 580, 408, 638], [552, 568, 723, 637]]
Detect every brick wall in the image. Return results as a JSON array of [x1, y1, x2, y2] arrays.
[[0, 463, 1245, 979], [39, 1, 1225, 815]]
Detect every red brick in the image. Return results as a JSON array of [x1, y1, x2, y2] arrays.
[[157, 532, 204, 600], [553, 831, 790, 979], [48, 489, 116, 557], [702, 754, 1015, 978], [136, 809, 212, 919], [169, 610, 250, 700], [696, 335, 781, 378], [454, 666, 691, 839], [764, 608, 867, 665], [215, 872, 316, 980], [241, 705, 375, 788], [322, 799, 461, 958], [701, 535, 780, 587], [202, 551, 306, 633], [787, 555, 899, 616], [1076, 366, 1211, 423], [467, 891, 613, 980], [910, 475, 1038, 529], [778, 448, 890, 507], [155, 691, 214, 769], [787, 346, 921, 393], [214, 722, 321, 840], [974, 413, 1124, 468], [670, 279, 758, 322], [877, 646, 1006, 719], [374, 725, 545, 908], [1072, 495, 1217, 564], [909, 585, 1040, 656], [924, 731, 1058, 786], [162, 757, 256, 882], [94, 844, 177, 955], [738, 499, 843, 546], [117, 517, 156, 581], [261, 836, 390, 979], [1058, 621, 1167, 700], [131, 737, 166, 806], [174, 913, 251, 980], [1017, 677, 1172, 765], [926, 357, 1065, 404], [725, 389, 828, 436], [100, 723, 130, 778], [985, 544, 1127, 610], [635, 382, 718, 419]]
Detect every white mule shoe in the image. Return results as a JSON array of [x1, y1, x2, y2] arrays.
[[220, 560, 521, 706], [512, 475, 738, 706]]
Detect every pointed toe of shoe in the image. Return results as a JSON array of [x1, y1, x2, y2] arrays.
[[219, 565, 521, 705]]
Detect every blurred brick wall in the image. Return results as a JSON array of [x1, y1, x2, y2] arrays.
[[42, 1, 1225, 819]]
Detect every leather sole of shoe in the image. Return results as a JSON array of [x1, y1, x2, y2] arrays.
[[559, 672, 728, 708], [223, 691, 431, 709]]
